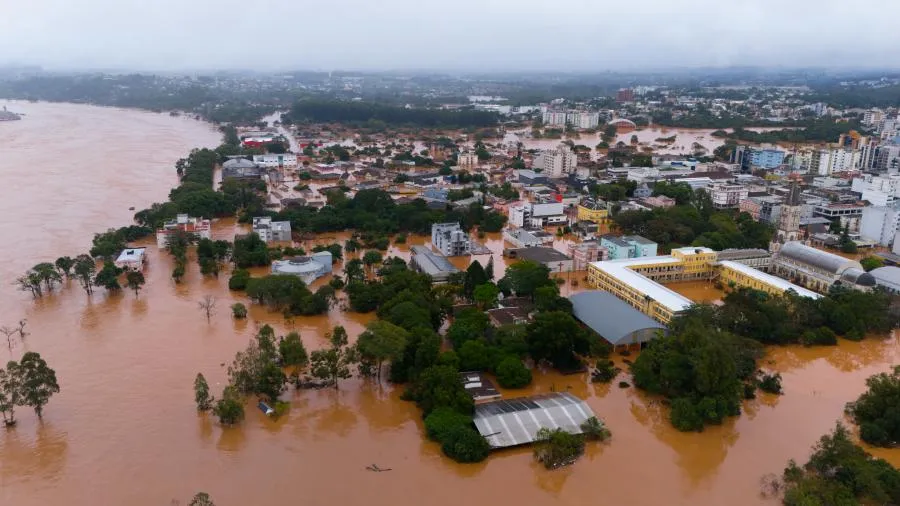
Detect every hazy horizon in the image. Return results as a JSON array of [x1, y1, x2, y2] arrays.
[[4, 0, 900, 72]]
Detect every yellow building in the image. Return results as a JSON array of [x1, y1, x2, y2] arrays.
[[577, 200, 609, 225], [718, 260, 821, 299], [586, 247, 817, 324]]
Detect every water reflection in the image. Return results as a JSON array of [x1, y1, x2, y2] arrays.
[[0, 423, 70, 483]]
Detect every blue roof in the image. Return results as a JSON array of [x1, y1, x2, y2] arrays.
[[570, 291, 668, 345]]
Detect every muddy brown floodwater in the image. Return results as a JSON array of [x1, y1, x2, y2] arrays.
[[1, 102, 900, 506]]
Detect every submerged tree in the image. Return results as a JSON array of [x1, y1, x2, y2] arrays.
[[32, 263, 62, 292], [73, 254, 96, 295], [309, 326, 356, 389], [213, 386, 244, 426], [356, 320, 408, 380], [188, 492, 216, 506], [533, 428, 585, 469], [0, 363, 22, 426], [55, 256, 75, 279], [125, 271, 145, 298], [17, 352, 60, 419], [198, 295, 217, 324], [194, 373, 213, 411], [16, 270, 43, 299], [94, 261, 123, 292]]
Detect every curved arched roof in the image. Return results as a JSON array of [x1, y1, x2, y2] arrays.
[[779, 242, 862, 275], [841, 267, 876, 287], [609, 118, 636, 127], [570, 291, 668, 345]]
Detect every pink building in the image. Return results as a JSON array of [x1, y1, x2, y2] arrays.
[[567, 241, 608, 271], [640, 196, 676, 209], [739, 198, 761, 221]]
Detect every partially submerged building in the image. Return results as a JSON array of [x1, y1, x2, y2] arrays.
[[115, 248, 146, 272], [771, 241, 875, 293], [409, 245, 460, 283], [431, 223, 471, 257], [252, 216, 292, 243], [222, 157, 263, 180], [571, 291, 669, 347], [271, 251, 333, 284], [156, 214, 211, 248], [460, 372, 501, 402], [505, 247, 573, 272], [587, 246, 817, 324], [473, 392, 597, 449]]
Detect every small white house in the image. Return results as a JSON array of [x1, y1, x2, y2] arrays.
[[115, 248, 147, 271]]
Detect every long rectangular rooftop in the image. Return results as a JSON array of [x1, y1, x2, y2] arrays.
[[589, 256, 694, 314], [719, 260, 821, 299]]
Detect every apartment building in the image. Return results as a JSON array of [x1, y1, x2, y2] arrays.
[[252, 216, 292, 243], [709, 183, 749, 209], [431, 223, 471, 256], [860, 205, 900, 246], [533, 144, 576, 178]]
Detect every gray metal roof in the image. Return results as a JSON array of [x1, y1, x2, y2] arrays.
[[570, 291, 668, 346], [410, 246, 459, 276], [840, 267, 876, 287], [473, 392, 595, 448], [778, 242, 862, 275], [871, 266, 900, 288]]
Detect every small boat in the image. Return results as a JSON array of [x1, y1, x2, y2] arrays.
[[128, 206, 135, 211], [258, 401, 274, 416]]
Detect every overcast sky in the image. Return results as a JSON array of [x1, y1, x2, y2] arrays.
[[2, 0, 899, 72]]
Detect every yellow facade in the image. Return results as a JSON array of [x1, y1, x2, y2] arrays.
[[671, 248, 717, 279], [586, 264, 677, 323], [577, 205, 609, 225], [718, 264, 785, 298]]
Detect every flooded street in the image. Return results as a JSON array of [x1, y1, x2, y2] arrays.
[[1, 103, 899, 505]]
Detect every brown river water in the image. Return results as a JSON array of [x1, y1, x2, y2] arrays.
[[1, 102, 899, 506]]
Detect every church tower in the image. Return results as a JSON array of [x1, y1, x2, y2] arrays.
[[770, 182, 803, 253]]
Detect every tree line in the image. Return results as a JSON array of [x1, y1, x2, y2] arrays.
[[631, 285, 895, 432], [612, 183, 773, 251], [283, 99, 499, 128]]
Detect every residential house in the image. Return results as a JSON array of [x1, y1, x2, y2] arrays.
[[156, 214, 211, 248]]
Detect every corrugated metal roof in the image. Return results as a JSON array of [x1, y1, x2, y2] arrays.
[[473, 392, 595, 448], [570, 291, 669, 345]]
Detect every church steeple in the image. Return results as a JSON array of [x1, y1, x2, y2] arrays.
[[770, 181, 804, 253]]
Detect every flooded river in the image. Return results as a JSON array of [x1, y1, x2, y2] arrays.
[[1, 102, 899, 506]]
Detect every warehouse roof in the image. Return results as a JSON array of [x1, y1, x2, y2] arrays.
[[410, 245, 459, 277], [570, 291, 668, 345], [472, 392, 595, 448]]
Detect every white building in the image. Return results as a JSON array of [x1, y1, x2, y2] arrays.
[[271, 252, 333, 284], [115, 248, 146, 272], [252, 216, 292, 243], [508, 202, 567, 228], [860, 206, 900, 246], [709, 183, 749, 209], [864, 109, 885, 128], [431, 223, 471, 256], [252, 153, 298, 168], [568, 111, 600, 129], [533, 144, 576, 178], [854, 174, 900, 207], [156, 214, 211, 248], [542, 110, 569, 127], [457, 151, 478, 169]]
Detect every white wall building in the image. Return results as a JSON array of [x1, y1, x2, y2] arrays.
[[156, 214, 211, 248], [568, 111, 600, 129], [271, 252, 333, 284], [533, 144, 576, 178], [457, 151, 478, 169], [252, 153, 298, 168], [709, 183, 749, 209], [252, 216, 292, 242], [542, 111, 568, 126], [508, 202, 567, 228], [431, 223, 471, 256], [860, 206, 900, 246]]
